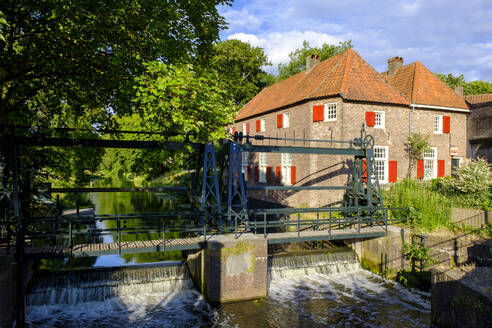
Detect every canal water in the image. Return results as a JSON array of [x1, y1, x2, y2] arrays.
[[27, 179, 430, 327]]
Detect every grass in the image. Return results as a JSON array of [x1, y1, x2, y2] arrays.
[[384, 178, 492, 236], [383, 179, 452, 231]]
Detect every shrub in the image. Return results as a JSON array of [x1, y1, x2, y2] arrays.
[[443, 159, 491, 194], [433, 159, 492, 209]]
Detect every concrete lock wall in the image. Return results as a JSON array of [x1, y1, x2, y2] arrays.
[[187, 234, 268, 303], [432, 267, 492, 328]]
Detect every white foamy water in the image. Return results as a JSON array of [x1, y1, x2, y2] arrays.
[[27, 251, 430, 327]]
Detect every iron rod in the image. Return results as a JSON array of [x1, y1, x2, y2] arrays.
[[248, 134, 353, 144]]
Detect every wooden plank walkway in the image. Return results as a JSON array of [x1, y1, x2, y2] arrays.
[[23, 226, 386, 258]]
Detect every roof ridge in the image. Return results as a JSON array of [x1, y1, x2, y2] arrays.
[[339, 50, 351, 97], [410, 62, 418, 103], [308, 52, 344, 97]]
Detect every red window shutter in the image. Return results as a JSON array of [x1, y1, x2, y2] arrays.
[[232, 127, 236, 134], [366, 111, 375, 127], [254, 166, 259, 182], [275, 166, 281, 183], [438, 160, 445, 177], [417, 160, 424, 179], [312, 105, 324, 122], [291, 166, 297, 184], [256, 120, 261, 132], [247, 166, 251, 180], [246, 122, 250, 134], [266, 166, 272, 183], [277, 114, 283, 128], [389, 160, 398, 183], [443, 116, 450, 133], [362, 159, 367, 182]]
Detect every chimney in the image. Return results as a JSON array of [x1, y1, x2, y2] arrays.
[[306, 54, 321, 73], [387, 56, 403, 77], [454, 86, 463, 97]]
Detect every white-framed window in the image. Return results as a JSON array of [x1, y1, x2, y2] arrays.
[[243, 123, 248, 135], [283, 112, 290, 128], [281, 153, 292, 185], [423, 147, 437, 179], [374, 111, 385, 129], [433, 115, 442, 134], [259, 152, 267, 183], [324, 103, 337, 121], [241, 152, 249, 180], [374, 146, 388, 184], [260, 119, 265, 132]]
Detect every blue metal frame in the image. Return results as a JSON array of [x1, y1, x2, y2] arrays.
[[200, 142, 222, 226], [227, 141, 248, 227]]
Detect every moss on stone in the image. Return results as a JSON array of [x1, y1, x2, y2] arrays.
[[221, 241, 256, 273]]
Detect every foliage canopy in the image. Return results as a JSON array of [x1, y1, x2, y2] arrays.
[[209, 39, 273, 105]]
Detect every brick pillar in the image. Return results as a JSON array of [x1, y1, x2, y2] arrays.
[[188, 234, 268, 303]]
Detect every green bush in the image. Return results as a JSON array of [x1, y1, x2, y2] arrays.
[[432, 159, 492, 209]]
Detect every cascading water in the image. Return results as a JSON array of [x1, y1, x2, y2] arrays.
[[26, 262, 214, 327], [268, 249, 361, 279], [27, 263, 193, 306], [26, 249, 431, 327]]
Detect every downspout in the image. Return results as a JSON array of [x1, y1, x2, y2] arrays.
[[409, 105, 414, 177]]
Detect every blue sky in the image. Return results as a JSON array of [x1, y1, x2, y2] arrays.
[[218, 0, 492, 81]]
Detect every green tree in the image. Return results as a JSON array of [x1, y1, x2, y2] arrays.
[[406, 133, 430, 178], [209, 39, 273, 105], [436, 73, 492, 95], [0, 10, 7, 45], [129, 62, 236, 176], [0, 0, 230, 127], [0, 0, 230, 190], [276, 40, 353, 81]]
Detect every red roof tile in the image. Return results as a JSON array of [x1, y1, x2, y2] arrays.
[[383, 62, 469, 110], [236, 49, 409, 121], [465, 93, 492, 105]]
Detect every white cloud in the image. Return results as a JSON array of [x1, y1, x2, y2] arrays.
[[221, 8, 262, 33], [228, 31, 343, 67]]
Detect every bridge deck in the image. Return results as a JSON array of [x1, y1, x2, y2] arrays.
[[23, 226, 386, 258]]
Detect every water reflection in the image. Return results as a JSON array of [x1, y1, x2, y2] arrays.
[[88, 177, 186, 265]]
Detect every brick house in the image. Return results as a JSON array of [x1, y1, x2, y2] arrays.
[[465, 94, 492, 164], [230, 49, 470, 207]]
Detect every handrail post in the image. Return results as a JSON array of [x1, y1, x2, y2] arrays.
[[263, 212, 267, 238], [162, 220, 165, 249], [69, 217, 73, 254], [316, 211, 319, 231], [297, 212, 300, 238], [329, 210, 332, 235], [117, 216, 121, 255]]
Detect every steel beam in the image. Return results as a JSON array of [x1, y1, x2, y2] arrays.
[[239, 144, 365, 156], [247, 185, 350, 191]]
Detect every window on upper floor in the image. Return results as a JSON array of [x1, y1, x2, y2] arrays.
[[433, 115, 443, 134], [283, 112, 290, 128], [374, 111, 385, 129], [324, 103, 337, 121], [260, 119, 265, 132]]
